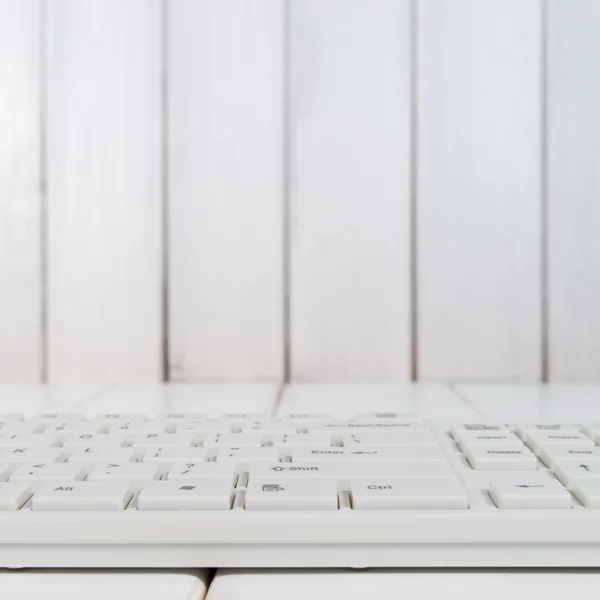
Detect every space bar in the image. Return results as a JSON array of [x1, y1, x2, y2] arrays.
[[249, 461, 455, 482]]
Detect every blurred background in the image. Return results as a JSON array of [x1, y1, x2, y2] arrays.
[[0, 0, 597, 385]]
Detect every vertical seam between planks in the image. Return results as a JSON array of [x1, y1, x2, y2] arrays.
[[282, 0, 292, 383], [540, 0, 549, 382], [161, 0, 171, 382], [40, 0, 48, 383], [409, 0, 419, 381]]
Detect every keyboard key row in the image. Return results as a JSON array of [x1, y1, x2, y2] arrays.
[[0, 415, 433, 436], [0, 444, 450, 467], [6, 475, 600, 511], [0, 460, 455, 485], [1, 431, 422, 449], [8, 457, 600, 509], [0, 478, 469, 511]]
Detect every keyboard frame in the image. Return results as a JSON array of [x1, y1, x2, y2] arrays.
[[3, 381, 600, 569], [3, 507, 600, 567]]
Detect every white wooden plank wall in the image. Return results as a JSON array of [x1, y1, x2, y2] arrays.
[[417, 0, 542, 381], [46, 0, 163, 383], [168, 0, 284, 382], [0, 0, 42, 382], [0, 0, 598, 384], [548, 0, 600, 381], [289, 0, 411, 382]]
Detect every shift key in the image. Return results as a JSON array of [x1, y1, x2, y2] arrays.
[[249, 461, 455, 487]]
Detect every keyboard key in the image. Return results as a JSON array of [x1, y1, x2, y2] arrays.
[[86, 462, 161, 485], [0, 433, 61, 448], [290, 447, 444, 462], [215, 447, 280, 469], [245, 479, 338, 510], [350, 478, 467, 510], [100, 419, 151, 432], [450, 424, 508, 438], [0, 482, 32, 510], [173, 422, 232, 434], [581, 424, 600, 442], [47, 422, 107, 435], [277, 414, 333, 423], [249, 461, 455, 486], [327, 420, 427, 429], [526, 431, 594, 453], [276, 434, 332, 448], [137, 480, 233, 511], [312, 422, 430, 438], [159, 413, 208, 422], [0, 422, 44, 435], [354, 413, 422, 421], [553, 461, 600, 487], [0, 467, 9, 481], [219, 413, 265, 422], [167, 462, 237, 485], [203, 433, 264, 448], [10, 463, 86, 482], [465, 446, 537, 470], [66, 447, 137, 463], [113, 421, 168, 434], [516, 423, 581, 438], [140, 446, 207, 464], [31, 481, 133, 511], [458, 469, 557, 489], [453, 431, 523, 452], [341, 432, 438, 446], [38, 414, 84, 422], [540, 446, 600, 468], [572, 480, 600, 508], [0, 447, 65, 464], [132, 433, 200, 449], [303, 445, 446, 462], [239, 422, 298, 435], [489, 478, 571, 509], [92, 414, 147, 423], [62, 433, 132, 448]]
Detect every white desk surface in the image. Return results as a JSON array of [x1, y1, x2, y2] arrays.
[[1, 382, 600, 599], [0, 383, 280, 418], [0, 570, 212, 600], [207, 569, 600, 599]]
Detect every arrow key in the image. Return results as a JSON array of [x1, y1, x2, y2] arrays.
[[553, 460, 600, 487], [489, 478, 571, 509]]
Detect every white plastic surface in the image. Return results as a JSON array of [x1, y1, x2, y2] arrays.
[[206, 570, 600, 600], [0, 570, 211, 600]]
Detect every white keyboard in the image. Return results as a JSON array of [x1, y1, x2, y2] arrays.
[[2, 411, 600, 568]]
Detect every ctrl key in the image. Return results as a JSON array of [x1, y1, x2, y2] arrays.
[[245, 480, 338, 510], [31, 481, 133, 511], [351, 479, 468, 510]]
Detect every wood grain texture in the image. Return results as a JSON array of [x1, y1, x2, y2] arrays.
[[418, 0, 542, 381], [548, 0, 600, 380], [168, 0, 284, 381], [0, 0, 42, 382], [289, 0, 411, 382], [46, 0, 162, 383]]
